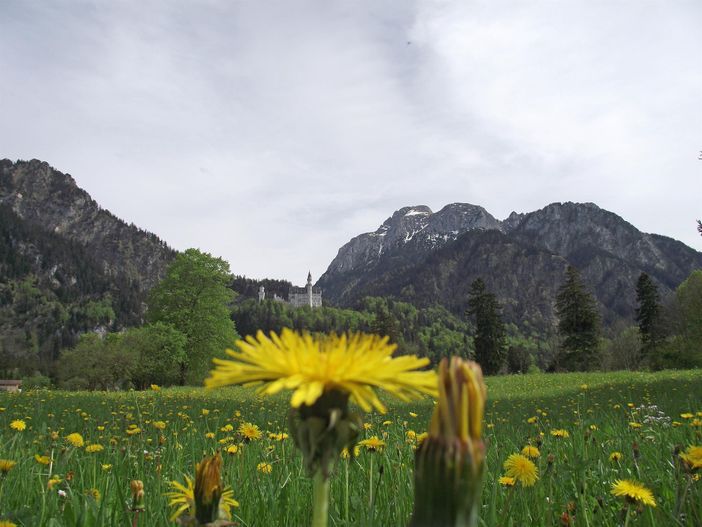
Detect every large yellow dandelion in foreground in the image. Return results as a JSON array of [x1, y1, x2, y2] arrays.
[[503, 453, 539, 486], [610, 479, 656, 507], [205, 329, 437, 412]]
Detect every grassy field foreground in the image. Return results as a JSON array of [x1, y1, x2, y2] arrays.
[[0, 370, 701, 526]]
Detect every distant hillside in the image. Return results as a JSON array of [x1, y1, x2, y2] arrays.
[[0, 159, 175, 290], [0, 158, 176, 375], [318, 202, 702, 329]]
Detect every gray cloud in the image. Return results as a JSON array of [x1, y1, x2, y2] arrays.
[[1, 0, 700, 283]]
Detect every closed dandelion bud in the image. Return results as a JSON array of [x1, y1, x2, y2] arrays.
[[410, 357, 486, 527], [130, 480, 145, 511], [193, 453, 224, 524]]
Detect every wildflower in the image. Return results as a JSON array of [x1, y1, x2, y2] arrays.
[[629, 422, 642, 429], [0, 520, 18, 527], [363, 423, 373, 431], [150, 384, 160, 391], [238, 422, 262, 441], [550, 429, 569, 438], [610, 479, 656, 507], [84, 488, 101, 501], [358, 436, 385, 453], [47, 476, 62, 490], [221, 424, 234, 433], [257, 462, 273, 474], [609, 451, 623, 462], [527, 416, 538, 424], [503, 454, 539, 486], [10, 420, 26, 432], [205, 329, 437, 413], [205, 432, 216, 439], [680, 413, 694, 419], [521, 445, 540, 459], [153, 421, 167, 430], [679, 445, 702, 470], [340, 446, 360, 459], [66, 433, 84, 448], [411, 357, 486, 527], [268, 432, 288, 441], [406, 430, 417, 442], [202, 409, 210, 416], [85, 444, 104, 453], [130, 480, 145, 511], [34, 454, 50, 465], [126, 427, 142, 436], [410, 412, 418, 418], [225, 445, 239, 455], [498, 476, 515, 486], [0, 459, 17, 475], [166, 453, 239, 524], [101, 464, 112, 471]]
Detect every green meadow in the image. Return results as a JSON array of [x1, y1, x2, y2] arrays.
[[1, 370, 700, 526]]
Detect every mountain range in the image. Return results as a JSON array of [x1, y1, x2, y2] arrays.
[[317, 202, 702, 330]]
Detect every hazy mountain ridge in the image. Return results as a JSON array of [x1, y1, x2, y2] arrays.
[[318, 201, 702, 329]]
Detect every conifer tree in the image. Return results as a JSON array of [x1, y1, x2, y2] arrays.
[[467, 278, 506, 375], [555, 266, 601, 371], [635, 272, 662, 364]]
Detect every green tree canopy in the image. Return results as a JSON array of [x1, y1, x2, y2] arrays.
[[467, 278, 506, 375], [147, 248, 238, 384], [555, 266, 601, 371]]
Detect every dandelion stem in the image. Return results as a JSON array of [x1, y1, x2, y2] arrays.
[[344, 459, 350, 525], [311, 470, 330, 527], [369, 455, 374, 509]]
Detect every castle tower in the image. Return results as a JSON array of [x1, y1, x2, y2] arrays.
[[258, 285, 265, 303], [306, 271, 313, 307]]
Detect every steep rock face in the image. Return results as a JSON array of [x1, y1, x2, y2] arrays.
[[319, 201, 702, 329], [319, 203, 502, 294], [0, 159, 175, 291]]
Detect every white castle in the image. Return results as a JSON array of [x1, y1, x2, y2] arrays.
[[258, 271, 323, 308]]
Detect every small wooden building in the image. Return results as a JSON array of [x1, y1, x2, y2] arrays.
[[0, 380, 22, 392]]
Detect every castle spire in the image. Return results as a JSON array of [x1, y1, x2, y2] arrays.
[[307, 271, 312, 286]]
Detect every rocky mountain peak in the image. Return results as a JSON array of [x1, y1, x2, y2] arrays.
[[318, 202, 503, 282], [0, 159, 175, 291]]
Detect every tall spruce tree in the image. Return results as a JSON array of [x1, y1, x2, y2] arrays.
[[635, 272, 662, 364], [467, 278, 506, 375], [555, 266, 601, 371]]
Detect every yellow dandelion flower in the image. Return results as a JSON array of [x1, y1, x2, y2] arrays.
[[257, 462, 273, 474], [201, 409, 210, 416], [409, 412, 418, 418], [34, 454, 50, 465], [205, 432, 215, 439], [503, 453, 539, 486], [629, 422, 642, 429], [550, 429, 569, 438], [166, 469, 239, 521], [527, 416, 538, 424], [153, 421, 166, 430], [66, 433, 84, 448], [691, 419, 702, 427], [680, 413, 694, 419], [221, 424, 234, 433], [205, 329, 438, 413], [363, 423, 373, 431], [609, 451, 623, 462], [0, 520, 18, 527], [359, 435, 386, 452], [225, 444, 239, 455], [679, 445, 702, 470], [150, 384, 160, 391], [85, 444, 104, 454], [126, 427, 142, 436], [10, 420, 26, 432], [416, 432, 428, 444], [0, 459, 17, 475], [84, 488, 101, 501], [406, 430, 417, 442], [498, 475, 516, 486], [238, 422, 262, 441], [101, 464, 112, 471], [521, 445, 540, 459], [611, 479, 656, 507]]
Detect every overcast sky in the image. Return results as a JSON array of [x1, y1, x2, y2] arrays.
[[1, 1, 701, 283]]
